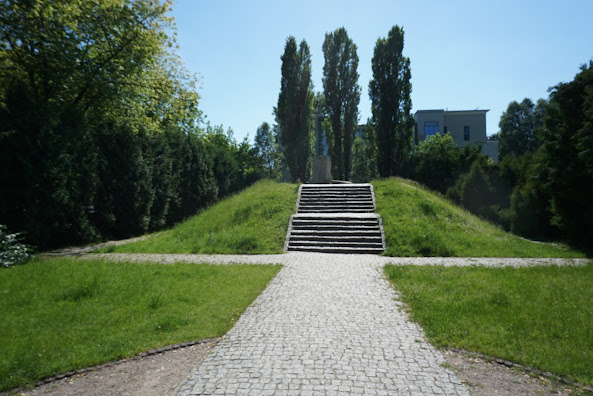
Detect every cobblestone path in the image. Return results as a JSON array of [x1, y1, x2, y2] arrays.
[[88, 253, 588, 395], [170, 254, 473, 396]]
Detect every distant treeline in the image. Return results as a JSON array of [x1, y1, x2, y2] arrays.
[[0, 1, 264, 250], [403, 62, 593, 250]]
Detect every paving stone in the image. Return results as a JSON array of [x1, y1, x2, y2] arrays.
[[171, 253, 477, 395], [85, 251, 587, 395]]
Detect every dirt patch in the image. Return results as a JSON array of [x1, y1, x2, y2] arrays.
[[40, 235, 154, 257], [442, 349, 587, 395], [13, 341, 216, 396], [8, 343, 591, 395]]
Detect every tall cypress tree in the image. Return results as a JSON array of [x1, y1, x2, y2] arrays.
[[369, 25, 413, 177], [275, 37, 314, 183], [322, 28, 361, 180]]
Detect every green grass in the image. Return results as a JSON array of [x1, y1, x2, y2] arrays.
[[384, 264, 593, 386], [0, 257, 281, 391], [373, 177, 585, 257], [104, 179, 298, 254]]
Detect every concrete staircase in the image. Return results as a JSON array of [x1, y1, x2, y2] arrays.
[[285, 184, 386, 254]]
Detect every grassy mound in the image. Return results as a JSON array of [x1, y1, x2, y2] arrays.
[[385, 264, 593, 386], [373, 178, 584, 257], [105, 180, 298, 254], [0, 257, 281, 391]]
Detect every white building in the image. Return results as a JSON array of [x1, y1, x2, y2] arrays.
[[414, 109, 498, 163]]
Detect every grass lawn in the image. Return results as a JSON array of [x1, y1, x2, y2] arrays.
[[385, 263, 593, 386], [0, 257, 281, 391], [373, 178, 585, 257], [102, 179, 298, 254]]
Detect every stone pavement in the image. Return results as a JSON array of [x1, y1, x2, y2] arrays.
[[88, 253, 589, 395]]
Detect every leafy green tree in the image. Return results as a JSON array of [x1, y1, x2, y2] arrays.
[[0, 0, 167, 247], [322, 28, 361, 180], [369, 25, 413, 177], [350, 137, 371, 182], [459, 161, 493, 216], [364, 119, 379, 178], [254, 122, 278, 178], [539, 61, 593, 247], [0, 0, 224, 248], [275, 37, 314, 183], [411, 134, 460, 193], [236, 137, 265, 188], [498, 98, 546, 159]]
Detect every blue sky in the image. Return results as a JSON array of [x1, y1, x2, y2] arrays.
[[171, 0, 593, 143]]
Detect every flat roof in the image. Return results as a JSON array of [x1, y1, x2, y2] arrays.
[[415, 109, 489, 115]]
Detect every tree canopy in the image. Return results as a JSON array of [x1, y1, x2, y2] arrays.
[[322, 27, 361, 180], [275, 36, 314, 183], [539, 61, 593, 246], [0, 0, 264, 249], [498, 98, 545, 159], [368, 25, 413, 177]]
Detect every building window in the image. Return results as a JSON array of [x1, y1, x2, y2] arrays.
[[424, 121, 439, 139], [464, 126, 470, 141], [444, 126, 448, 134]]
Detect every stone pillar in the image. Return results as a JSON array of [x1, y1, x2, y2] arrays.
[[311, 155, 332, 184]]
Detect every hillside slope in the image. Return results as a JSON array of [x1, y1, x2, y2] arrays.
[[106, 180, 298, 254], [373, 178, 584, 258]]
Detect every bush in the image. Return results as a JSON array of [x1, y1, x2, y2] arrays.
[[0, 225, 31, 268]]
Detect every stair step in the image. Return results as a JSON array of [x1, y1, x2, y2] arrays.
[[292, 228, 380, 234], [292, 220, 379, 224], [300, 193, 371, 198], [289, 241, 384, 248], [291, 229, 381, 235], [291, 220, 379, 226], [299, 197, 373, 202], [299, 209, 374, 213], [285, 183, 384, 255], [298, 206, 374, 211], [290, 236, 382, 243], [287, 246, 384, 254]]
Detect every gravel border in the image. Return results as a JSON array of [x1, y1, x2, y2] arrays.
[[1, 338, 220, 395], [446, 348, 593, 393]]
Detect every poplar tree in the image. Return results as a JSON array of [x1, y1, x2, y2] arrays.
[[275, 37, 314, 183], [322, 28, 361, 180], [369, 25, 413, 177]]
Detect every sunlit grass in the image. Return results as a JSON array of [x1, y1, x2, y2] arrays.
[[104, 179, 298, 254], [373, 177, 584, 257], [385, 263, 593, 385], [0, 257, 281, 391]]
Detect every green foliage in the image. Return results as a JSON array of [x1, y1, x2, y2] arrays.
[[369, 26, 413, 177], [0, 225, 31, 268], [411, 134, 461, 193], [254, 122, 280, 178], [385, 264, 593, 385], [373, 178, 583, 257], [455, 160, 493, 216], [275, 37, 314, 183], [0, 1, 264, 249], [539, 61, 593, 247], [0, 257, 280, 390], [107, 180, 298, 254], [498, 98, 545, 159], [322, 28, 361, 180], [350, 137, 371, 182]]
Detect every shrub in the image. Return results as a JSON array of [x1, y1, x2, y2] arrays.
[[0, 225, 31, 268]]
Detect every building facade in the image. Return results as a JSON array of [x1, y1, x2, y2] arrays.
[[414, 109, 498, 163]]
